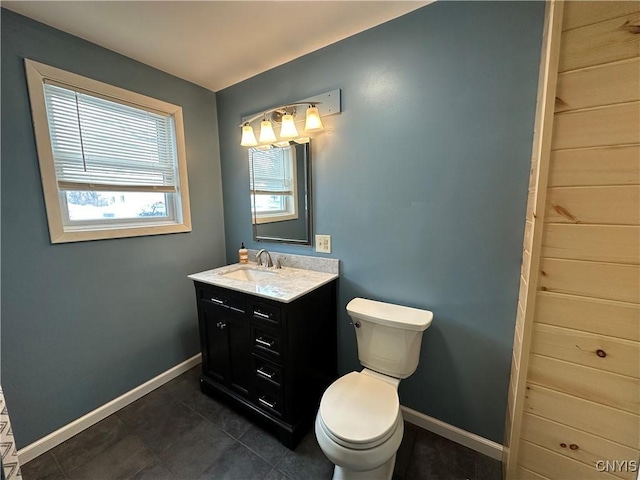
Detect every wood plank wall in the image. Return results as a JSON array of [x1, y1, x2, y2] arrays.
[[506, 2, 640, 479]]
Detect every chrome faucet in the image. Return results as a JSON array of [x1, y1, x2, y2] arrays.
[[255, 249, 273, 268]]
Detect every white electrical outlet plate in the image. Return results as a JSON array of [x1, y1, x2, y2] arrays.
[[315, 234, 331, 254]]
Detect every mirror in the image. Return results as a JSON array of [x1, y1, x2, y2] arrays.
[[249, 142, 312, 245]]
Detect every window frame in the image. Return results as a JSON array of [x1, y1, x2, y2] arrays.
[[24, 59, 192, 243]]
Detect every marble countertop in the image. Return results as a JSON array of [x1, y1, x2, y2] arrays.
[[188, 262, 339, 303]]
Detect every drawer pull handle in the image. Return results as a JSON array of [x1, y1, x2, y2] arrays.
[[258, 396, 276, 409], [257, 367, 274, 379], [256, 337, 275, 348], [253, 310, 271, 319], [209, 297, 243, 313]]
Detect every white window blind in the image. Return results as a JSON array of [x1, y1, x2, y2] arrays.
[[44, 82, 179, 192], [249, 147, 294, 195]]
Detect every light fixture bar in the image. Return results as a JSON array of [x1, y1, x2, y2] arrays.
[[239, 89, 341, 126], [240, 102, 316, 127]]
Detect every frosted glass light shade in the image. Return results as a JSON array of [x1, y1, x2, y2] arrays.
[[304, 106, 324, 132], [259, 120, 277, 143], [280, 114, 298, 138], [241, 124, 258, 146]]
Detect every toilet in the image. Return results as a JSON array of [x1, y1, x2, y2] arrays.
[[315, 297, 433, 480]]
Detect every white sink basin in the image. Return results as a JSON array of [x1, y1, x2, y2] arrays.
[[220, 266, 278, 282]]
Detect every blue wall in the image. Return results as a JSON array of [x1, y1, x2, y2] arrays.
[[1, 9, 226, 448], [217, 1, 544, 443]]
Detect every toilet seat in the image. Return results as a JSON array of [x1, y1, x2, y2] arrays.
[[319, 372, 400, 449]]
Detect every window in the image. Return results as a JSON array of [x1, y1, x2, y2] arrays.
[[25, 59, 191, 243], [249, 146, 298, 224]]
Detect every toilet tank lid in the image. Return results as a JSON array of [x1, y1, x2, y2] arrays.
[[347, 298, 433, 331]]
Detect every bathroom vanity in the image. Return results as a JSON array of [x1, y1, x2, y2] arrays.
[[188, 258, 338, 448]]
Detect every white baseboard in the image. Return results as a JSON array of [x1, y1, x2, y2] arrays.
[[18, 358, 502, 465], [401, 405, 504, 461], [18, 353, 202, 465]]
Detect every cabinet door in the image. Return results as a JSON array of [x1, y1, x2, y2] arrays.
[[227, 316, 250, 396], [200, 302, 251, 396], [200, 304, 231, 384]]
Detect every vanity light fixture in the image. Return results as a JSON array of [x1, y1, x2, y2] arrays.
[[304, 106, 323, 132], [240, 124, 258, 147], [279, 113, 299, 138], [239, 89, 341, 148], [259, 119, 277, 144]]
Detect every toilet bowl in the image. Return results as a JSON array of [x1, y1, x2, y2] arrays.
[[315, 370, 404, 480], [315, 298, 433, 480]]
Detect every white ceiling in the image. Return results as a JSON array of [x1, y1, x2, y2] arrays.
[[3, 1, 431, 92]]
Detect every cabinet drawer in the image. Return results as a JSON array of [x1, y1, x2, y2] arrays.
[[255, 381, 284, 417], [252, 326, 281, 358], [252, 354, 282, 387], [199, 286, 245, 313], [250, 301, 280, 326]]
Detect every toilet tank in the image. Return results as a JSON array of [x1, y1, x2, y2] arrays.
[[347, 298, 433, 379]]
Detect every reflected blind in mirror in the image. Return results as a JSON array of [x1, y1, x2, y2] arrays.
[[249, 147, 294, 195]]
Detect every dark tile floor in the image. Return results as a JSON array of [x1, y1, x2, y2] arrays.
[[21, 367, 502, 480]]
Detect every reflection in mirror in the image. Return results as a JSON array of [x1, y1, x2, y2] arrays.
[[249, 142, 311, 245]]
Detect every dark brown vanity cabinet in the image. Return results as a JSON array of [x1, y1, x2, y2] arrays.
[[193, 279, 337, 449]]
